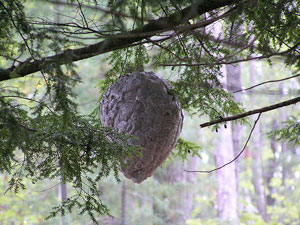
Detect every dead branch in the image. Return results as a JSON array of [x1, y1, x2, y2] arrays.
[[233, 73, 300, 93], [200, 96, 300, 128], [160, 51, 286, 67], [186, 113, 262, 173]]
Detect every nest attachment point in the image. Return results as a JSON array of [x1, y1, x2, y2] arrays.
[[100, 71, 184, 183]]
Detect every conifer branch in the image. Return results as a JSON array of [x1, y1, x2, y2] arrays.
[[186, 113, 262, 173], [160, 51, 289, 67], [200, 96, 300, 128], [0, 0, 237, 82], [233, 73, 300, 93]]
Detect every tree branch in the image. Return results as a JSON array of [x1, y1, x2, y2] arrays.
[[233, 73, 300, 93], [200, 96, 300, 128], [0, 0, 238, 82], [45, 0, 144, 21], [160, 51, 287, 67], [186, 113, 262, 173], [160, 41, 300, 67]]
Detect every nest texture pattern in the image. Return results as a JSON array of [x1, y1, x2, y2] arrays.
[[100, 71, 183, 183]]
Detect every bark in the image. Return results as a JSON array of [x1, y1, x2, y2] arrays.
[[212, 43, 238, 224], [249, 61, 268, 222], [279, 83, 288, 185], [251, 125, 268, 222], [179, 157, 200, 223], [214, 125, 239, 224], [58, 181, 68, 225], [200, 96, 300, 128], [226, 63, 241, 224], [0, 0, 238, 82], [264, 119, 278, 206], [250, 122, 268, 220], [226, 63, 242, 190], [59, 182, 68, 202]]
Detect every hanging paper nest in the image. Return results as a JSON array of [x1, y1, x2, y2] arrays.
[[100, 71, 183, 183]]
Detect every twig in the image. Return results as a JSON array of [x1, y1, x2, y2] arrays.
[[233, 73, 300, 93], [146, 38, 186, 62], [45, 0, 146, 21], [0, 0, 236, 81], [76, 0, 91, 29], [160, 52, 285, 67], [186, 113, 262, 173], [160, 40, 300, 67], [0, 95, 56, 114], [221, 37, 257, 61], [33, 182, 61, 192], [0, 2, 50, 86], [266, 28, 300, 54], [200, 96, 300, 128]]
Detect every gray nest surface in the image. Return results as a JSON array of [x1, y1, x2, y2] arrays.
[[100, 71, 183, 183]]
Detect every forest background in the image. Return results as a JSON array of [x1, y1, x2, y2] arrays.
[[1, 0, 300, 224]]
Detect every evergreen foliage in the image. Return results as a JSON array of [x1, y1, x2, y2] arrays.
[[172, 137, 201, 162], [270, 117, 300, 145], [1, 0, 300, 222]]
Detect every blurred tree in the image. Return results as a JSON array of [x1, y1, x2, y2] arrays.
[[249, 61, 268, 222], [121, 182, 127, 225], [214, 121, 238, 224], [226, 63, 242, 178], [152, 156, 199, 225]]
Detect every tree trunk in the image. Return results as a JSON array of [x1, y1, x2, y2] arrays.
[[226, 63, 242, 196], [181, 156, 200, 223], [153, 156, 199, 225], [264, 119, 279, 207], [58, 179, 68, 225], [251, 124, 269, 221], [121, 182, 127, 225], [214, 124, 239, 224], [211, 64, 241, 224], [279, 83, 288, 185], [55, 3, 68, 225], [249, 61, 269, 222], [250, 123, 269, 222]]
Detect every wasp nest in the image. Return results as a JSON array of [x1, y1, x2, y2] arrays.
[[100, 71, 183, 183]]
